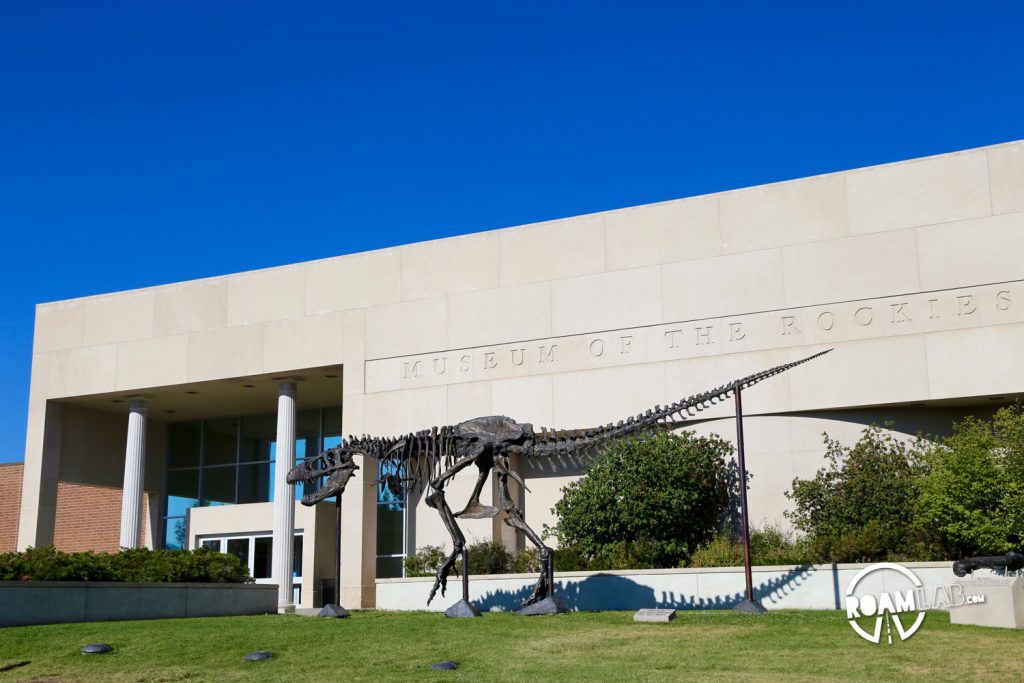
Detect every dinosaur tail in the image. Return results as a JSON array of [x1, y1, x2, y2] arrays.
[[529, 349, 831, 466]]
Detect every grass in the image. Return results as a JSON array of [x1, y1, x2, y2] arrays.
[[0, 609, 1021, 682]]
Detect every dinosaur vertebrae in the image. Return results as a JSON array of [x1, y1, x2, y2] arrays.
[[340, 349, 830, 489], [529, 349, 831, 465]]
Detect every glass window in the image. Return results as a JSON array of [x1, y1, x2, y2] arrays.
[[268, 462, 276, 503], [166, 468, 199, 517], [253, 537, 272, 579], [375, 459, 406, 576], [239, 414, 276, 463], [377, 507, 404, 556], [161, 407, 341, 549], [323, 407, 342, 443], [376, 556, 403, 579], [227, 537, 249, 566], [167, 423, 201, 469], [164, 518, 188, 550], [377, 460, 405, 507], [204, 418, 238, 466], [296, 409, 321, 461], [238, 462, 273, 504], [196, 534, 302, 583], [202, 465, 236, 506]]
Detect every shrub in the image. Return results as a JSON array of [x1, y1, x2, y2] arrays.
[[689, 526, 813, 568], [465, 539, 514, 574], [914, 406, 1024, 556], [802, 520, 941, 563], [785, 425, 927, 562], [405, 541, 589, 576], [403, 545, 447, 578], [550, 431, 736, 569], [404, 540, 516, 577], [550, 546, 591, 571], [0, 547, 252, 583], [512, 547, 541, 574]]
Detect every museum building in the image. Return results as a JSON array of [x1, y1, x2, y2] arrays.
[[11, 139, 1024, 610]]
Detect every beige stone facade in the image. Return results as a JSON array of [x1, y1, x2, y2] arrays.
[[18, 139, 1024, 608]]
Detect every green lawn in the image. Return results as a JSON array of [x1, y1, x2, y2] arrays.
[[0, 610, 1020, 682]]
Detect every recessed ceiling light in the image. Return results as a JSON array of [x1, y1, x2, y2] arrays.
[[242, 384, 255, 389]]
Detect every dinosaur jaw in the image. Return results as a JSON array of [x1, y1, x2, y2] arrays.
[[287, 445, 359, 506], [299, 465, 358, 505]]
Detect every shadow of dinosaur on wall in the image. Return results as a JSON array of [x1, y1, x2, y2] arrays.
[[474, 565, 816, 612]]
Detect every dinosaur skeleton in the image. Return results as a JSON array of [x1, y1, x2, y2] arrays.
[[288, 349, 829, 610]]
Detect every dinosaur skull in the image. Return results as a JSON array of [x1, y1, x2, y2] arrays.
[[287, 444, 360, 505]]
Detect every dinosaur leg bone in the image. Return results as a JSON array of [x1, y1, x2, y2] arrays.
[[495, 458, 552, 607], [424, 450, 481, 605], [455, 456, 498, 519]]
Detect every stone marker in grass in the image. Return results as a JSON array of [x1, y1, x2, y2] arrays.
[[634, 609, 677, 623]]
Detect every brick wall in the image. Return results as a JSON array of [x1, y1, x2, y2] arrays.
[[0, 464, 149, 553], [0, 463, 23, 552], [53, 481, 148, 553]]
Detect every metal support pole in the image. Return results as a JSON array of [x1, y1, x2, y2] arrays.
[[547, 551, 555, 598], [461, 545, 470, 603], [733, 384, 766, 614], [334, 496, 342, 602], [444, 542, 480, 616], [315, 489, 350, 617]]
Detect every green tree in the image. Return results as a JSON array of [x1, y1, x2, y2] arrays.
[[915, 406, 1024, 556], [550, 431, 735, 569], [785, 425, 928, 562]]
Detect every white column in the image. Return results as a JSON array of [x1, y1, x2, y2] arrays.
[[272, 381, 297, 612], [118, 400, 147, 549]]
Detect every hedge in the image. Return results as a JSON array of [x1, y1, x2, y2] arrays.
[[0, 547, 253, 583]]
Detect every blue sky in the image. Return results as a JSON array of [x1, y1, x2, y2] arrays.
[[1, 1, 1022, 463]]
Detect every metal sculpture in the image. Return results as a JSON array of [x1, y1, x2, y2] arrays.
[[288, 350, 829, 614], [953, 551, 1024, 577]]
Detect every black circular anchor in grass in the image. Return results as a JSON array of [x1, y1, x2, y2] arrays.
[[81, 643, 112, 654], [431, 661, 458, 670], [245, 650, 273, 661]]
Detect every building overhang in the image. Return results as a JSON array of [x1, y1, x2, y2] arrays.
[[53, 364, 344, 423]]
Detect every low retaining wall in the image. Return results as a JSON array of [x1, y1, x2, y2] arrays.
[[377, 562, 958, 612], [0, 581, 278, 627]]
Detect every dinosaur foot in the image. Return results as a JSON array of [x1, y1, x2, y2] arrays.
[[519, 574, 550, 608], [454, 503, 499, 519], [427, 550, 461, 605], [426, 575, 447, 606]]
